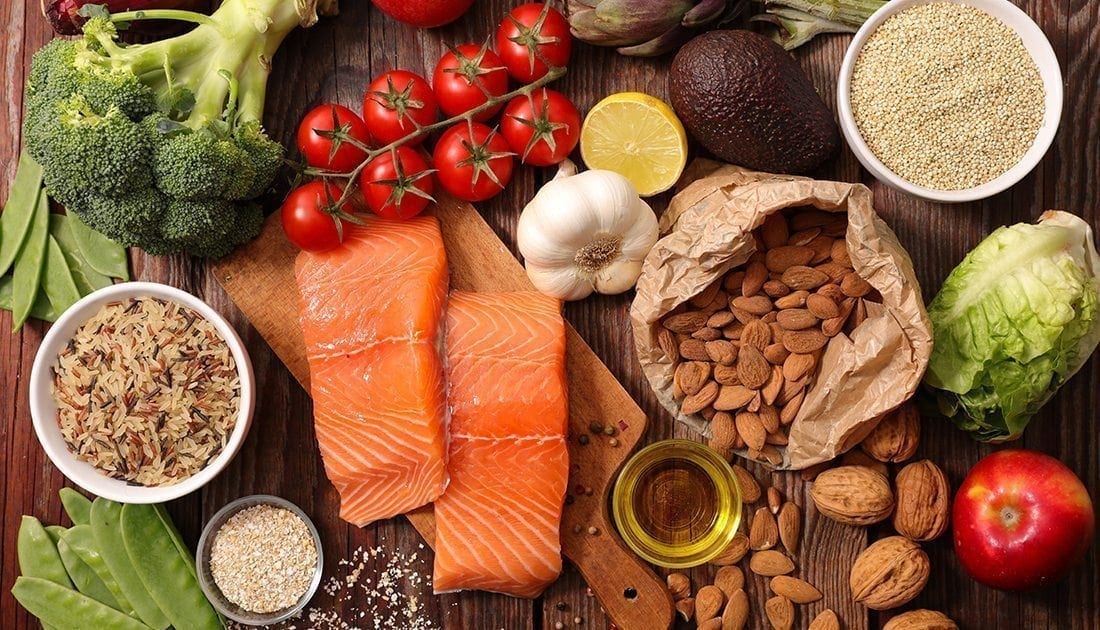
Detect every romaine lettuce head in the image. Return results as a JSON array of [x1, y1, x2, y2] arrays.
[[924, 210, 1100, 442]]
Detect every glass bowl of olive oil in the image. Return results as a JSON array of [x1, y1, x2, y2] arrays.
[[612, 439, 742, 568]]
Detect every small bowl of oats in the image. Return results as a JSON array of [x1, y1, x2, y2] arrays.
[[837, 0, 1062, 202], [29, 281, 255, 504]]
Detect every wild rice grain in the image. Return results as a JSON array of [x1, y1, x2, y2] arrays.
[[850, 2, 1045, 190]]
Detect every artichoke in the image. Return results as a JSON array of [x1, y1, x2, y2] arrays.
[[568, 0, 749, 56]]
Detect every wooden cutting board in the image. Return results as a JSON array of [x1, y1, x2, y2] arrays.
[[211, 194, 674, 630]]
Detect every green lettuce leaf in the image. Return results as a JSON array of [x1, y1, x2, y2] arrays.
[[924, 211, 1100, 442]]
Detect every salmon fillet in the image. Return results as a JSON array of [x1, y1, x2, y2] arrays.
[[296, 217, 449, 526], [433, 291, 568, 598]]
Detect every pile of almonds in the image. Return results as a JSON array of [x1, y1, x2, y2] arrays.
[[660, 209, 883, 465]]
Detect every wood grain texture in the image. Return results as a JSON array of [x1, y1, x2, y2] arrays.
[[1, 0, 1098, 629]]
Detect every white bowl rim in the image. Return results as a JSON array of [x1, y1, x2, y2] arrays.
[[836, 0, 1064, 203], [29, 281, 255, 504]]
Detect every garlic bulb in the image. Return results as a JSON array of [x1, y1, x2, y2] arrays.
[[517, 159, 659, 301]]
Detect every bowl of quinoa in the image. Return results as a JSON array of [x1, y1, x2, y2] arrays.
[[197, 495, 323, 625], [837, 0, 1062, 202], [29, 281, 255, 503]]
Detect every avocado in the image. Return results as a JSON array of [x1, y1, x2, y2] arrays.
[[668, 30, 839, 174]]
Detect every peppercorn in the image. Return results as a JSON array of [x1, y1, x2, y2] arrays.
[[603, 425, 616, 436], [578, 434, 589, 445], [588, 421, 604, 434]]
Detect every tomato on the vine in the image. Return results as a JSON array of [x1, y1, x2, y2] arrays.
[[296, 104, 371, 173], [281, 181, 360, 252], [359, 146, 436, 219], [363, 70, 439, 146], [495, 3, 572, 83], [432, 43, 510, 121], [433, 122, 514, 202], [501, 88, 580, 166]]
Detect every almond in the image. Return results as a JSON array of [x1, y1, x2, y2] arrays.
[[714, 364, 740, 386], [782, 352, 816, 382], [756, 444, 784, 466], [758, 404, 781, 433], [711, 533, 750, 566], [723, 270, 746, 294], [674, 361, 711, 397], [862, 401, 921, 463], [742, 261, 769, 297], [722, 321, 744, 340], [707, 311, 736, 329], [664, 311, 708, 333], [698, 619, 723, 630], [713, 566, 744, 600], [777, 376, 809, 406], [705, 339, 738, 365], [765, 245, 815, 272], [810, 465, 895, 526], [767, 487, 783, 514], [776, 308, 819, 331], [737, 345, 771, 390], [730, 305, 757, 325], [893, 460, 951, 542], [774, 290, 809, 309], [765, 430, 788, 446], [782, 329, 828, 354], [840, 271, 872, 297], [787, 226, 822, 246], [680, 338, 711, 361], [708, 412, 739, 453], [807, 235, 834, 263], [692, 326, 722, 341], [821, 216, 848, 237], [741, 319, 772, 351], [731, 295, 773, 316], [778, 501, 801, 554], [761, 367, 784, 405], [815, 260, 850, 283], [849, 536, 930, 610], [735, 412, 767, 451], [730, 465, 761, 503], [657, 327, 679, 362], [779, 389, 805, 425], [816, 282, 845, 302], [763, 342, 790, 365], [704, 290, 731, 314], [882, 609, 958, 630], [831, 240, 852, 267], [763, 280, 791, 298], [800, 461, 831, 482], [675, 597, 695, 622], [715, 385, 756, 411], [695, 585, 725, 624], [690, 280, 723, 308], [806, 293, 840, 319], [760, 213, 790, 249], [850, 297, 869, 329], [749, 506, 779, 550], [764, 595, 795, 630], [721, 588, 749, 630], [808, 609, 841, 630], [666, 572, 691, 600], [790, 209, 834, 231], [681, 381, 720, 415], [748, 550, 795, 576], [770, 575, 822, 603], [781, 265, 830, 290]]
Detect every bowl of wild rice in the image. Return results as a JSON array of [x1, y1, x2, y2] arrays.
[[29, 281, 255, 503], [837, 0, 1062, 203]]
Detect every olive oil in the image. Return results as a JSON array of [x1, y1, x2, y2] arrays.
[[612, 440, 742, 568]]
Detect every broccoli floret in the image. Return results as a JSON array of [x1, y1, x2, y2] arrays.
[[22, 0, 307, 258]]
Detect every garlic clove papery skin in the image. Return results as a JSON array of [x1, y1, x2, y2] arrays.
[[526, 263, 595, 301]]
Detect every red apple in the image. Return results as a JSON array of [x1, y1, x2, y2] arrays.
[[369, 0, 473, 28], [953, 449, 1095, 591]]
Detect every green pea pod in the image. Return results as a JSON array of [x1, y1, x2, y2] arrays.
[[120, 504, 221, 630], [12, 577, 152, 630], [41, 235, 83, 314], [45, 525, 66, 544], [0, 152, 44, 276], [49, 215, 113, 294], [60, 488, 92, 525], [18, 516, 73, 589], [62, 526, 136, 618], [10, 186, 49, 331], [91, 499, 171, 630], [152, 504, 199, 579], [67, 211, 129, 280], [56, 537, 122, 610], [1, 274, 62, 321]]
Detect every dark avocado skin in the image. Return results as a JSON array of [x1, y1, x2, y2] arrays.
[[668, 30, 839, 174]]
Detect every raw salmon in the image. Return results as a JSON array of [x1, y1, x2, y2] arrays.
[[296, 217, 449, 526], [433, 291, 569, 598]]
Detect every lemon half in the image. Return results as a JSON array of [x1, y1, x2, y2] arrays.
[[580, 92, 688, 197]]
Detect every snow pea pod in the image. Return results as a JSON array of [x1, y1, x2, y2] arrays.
[[45, 525, 66, 544], [63, 525, 136, 617], [17, 516, 73, 589], [41, 235, 82, 315], [121, 504, 221, 630], [91, 499, 171, 630], [56, 536, 122, 610], [60, 488, 92, 525], [10, 187, 49, 331], [49, 215, 112, 294], [0, 274, 61, 321], [67, 210, 129, 280], [0, 152, 44, 276], [12, 577, 151, 630]]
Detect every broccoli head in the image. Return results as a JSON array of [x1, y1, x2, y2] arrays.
[[23, 0, 313, 258]]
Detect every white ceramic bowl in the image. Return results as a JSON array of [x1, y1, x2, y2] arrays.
[[29, 281, 255, 503], [837, 0, 1063, 203]]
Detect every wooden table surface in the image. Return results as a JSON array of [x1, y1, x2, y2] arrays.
[[1, 1, 1097, 628]]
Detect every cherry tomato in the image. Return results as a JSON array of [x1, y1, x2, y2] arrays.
[[359, 146, 436, 219], [432, 43, 509, 121], [500, 89, 580, 166], [363, 70, 439, 146], [281, 181, 349, 252], [495, 3, 572, 83], [296, 104, 371, 172], [433, 122, 514, 202]]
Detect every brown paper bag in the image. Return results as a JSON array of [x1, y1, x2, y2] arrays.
[[630, 160, 933, 469]]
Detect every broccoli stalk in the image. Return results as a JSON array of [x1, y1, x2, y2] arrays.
[[24, 0, 319, 258]]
